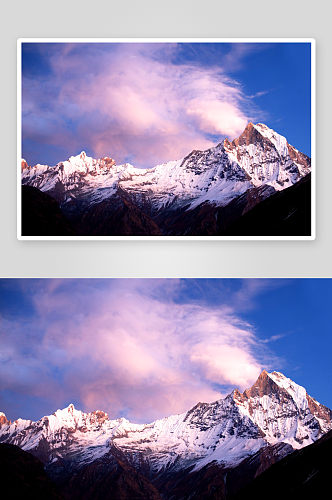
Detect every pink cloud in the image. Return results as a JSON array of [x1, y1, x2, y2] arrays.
[[187, 100, 248, 137], [23, 43, 260, 168]]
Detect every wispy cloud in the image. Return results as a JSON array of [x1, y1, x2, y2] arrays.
[[261, 333, 287, 344], [0, 279, 279, 423], [231, 278, 289, 312], [248, 90, 270, 99], [22, 43, 264, 168]]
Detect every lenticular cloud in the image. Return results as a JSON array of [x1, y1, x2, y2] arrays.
[[0, 279, 267, 423], [23, 43, 252, 168]]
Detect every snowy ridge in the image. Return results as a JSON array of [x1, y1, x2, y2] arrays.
[[254, 123, 289, 157], [0, 416, 33, 435], [0, 371, 329, 475], [21, 123, 311, 216], [268, 370, 308, 409]]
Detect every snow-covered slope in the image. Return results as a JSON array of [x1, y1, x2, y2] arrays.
[[0, 371, 329, 475], [21, 123, 311, 218]]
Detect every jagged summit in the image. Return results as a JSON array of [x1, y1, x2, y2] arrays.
[[233, 122, 270, 148], [234, 370, 314, 409]]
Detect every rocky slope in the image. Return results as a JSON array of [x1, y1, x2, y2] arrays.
[[21, 123, 311, 236]]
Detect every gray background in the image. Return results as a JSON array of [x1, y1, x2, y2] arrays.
[[1, 0, 330, 278]]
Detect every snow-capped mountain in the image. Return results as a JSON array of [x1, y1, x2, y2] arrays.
[[1, 371, 329, 479], [21, 123, 311, 236]]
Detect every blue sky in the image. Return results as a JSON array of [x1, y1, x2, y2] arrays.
[[21, 41, 312, 169], [0, 278, 330, 423]]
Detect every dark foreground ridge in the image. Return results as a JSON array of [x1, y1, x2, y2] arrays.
[[0, 443, 64, 499], [21, 174, 311, 237], [22, 186, 77, 236], [58, 449, 162, 500], [221, 173, 311, 236], [3, 435, 327, 500]]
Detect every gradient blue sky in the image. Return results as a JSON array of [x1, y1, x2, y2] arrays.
[[21, 41, 312, 169], [0, 278, 330, 423]]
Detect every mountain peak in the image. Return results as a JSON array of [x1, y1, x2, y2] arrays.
[[234, 370, 314, 419], [232, 121, 268, 148], [0, 412, 9, 429], [21, 159, 30, 171], [233, 370, 280, 403], [253, 369, 289, 388], [66, 151, 90, 164], [53, 403, 77, 417]]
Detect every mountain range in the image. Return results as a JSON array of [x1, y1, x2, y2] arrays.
[[1, 370, 330, 499], [21, 122, 312, 237]]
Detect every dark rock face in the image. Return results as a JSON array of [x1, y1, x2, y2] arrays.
[[46, 442, 292, 500], [0, 443, 64, 499], [49, 450, 162, 500], [153, 201, 220, 236], [22, 186, 77, 236], [22, 174, 311, 237], [141, 441, 293, 500], [156, 183, 276, 236], [151, 462, 228, 500], [230, 428, 332, 500], [73, 193, 161, 236]]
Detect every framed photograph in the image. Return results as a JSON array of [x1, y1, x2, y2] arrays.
[[18, 39, 315, 240]]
